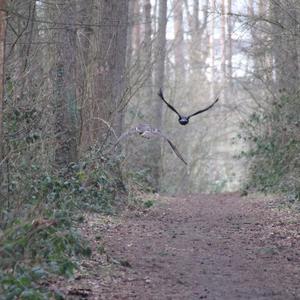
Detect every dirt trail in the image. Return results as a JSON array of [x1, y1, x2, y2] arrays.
[[62, 194, 300, 300]]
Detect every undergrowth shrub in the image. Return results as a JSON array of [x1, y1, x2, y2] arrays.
[[238, 94, 300, 200], [0, 147, 135, 298], [0, 217, 90, 299]]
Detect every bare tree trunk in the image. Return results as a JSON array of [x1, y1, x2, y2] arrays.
[[184, 0, 209, 77], [227, 0, 233, 92], [221, 0, 227, 92], [83, 0, 129, 147], [209, 0, 216, 98], [248, 0, 254, 16], [6, 0, 37, 124], [271, 0, 299, 93], [142, 0, 153, 100], [19, 1, 36, 101], [53, 1, 78, 168], [258, 0, 265, 16], [111, 1, 129, 137], [133, 0, 141, 69], [153, 0, 158, 33], [191, 0, 200, 57], [248, 0, 261, 80], [173, 0, 185, 83], [193, 0, 200, 32], [0, 0, 6, 172], [154, 0, 167, 126], [77, 0, 94, 151], [126, 0, 135, 72], [153, 0, 167, 189]]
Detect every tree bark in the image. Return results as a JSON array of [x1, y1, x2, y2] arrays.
[[221, 0, 227, 90], [142, 0, 153, 100], [153, 0, 167, 189], [173, 0, 185, 82], [271, 0, 299, 93], [81, 0, 129, 149], [192, 0, 200, 33], [126, 0, 135, 73], [53, 1, 78, 168], [227, 0, 233, 92], [0, 0, 6, 170], [154, 0, 167, 123], [209, 0, 216, 98], [77, 0, 94, 151], [132, 0, 141, 69], [184, 0, 209, 77]]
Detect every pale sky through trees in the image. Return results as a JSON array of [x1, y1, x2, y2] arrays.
[[153, 1, 251, 79]]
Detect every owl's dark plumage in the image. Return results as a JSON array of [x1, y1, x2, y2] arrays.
[[158, 88, 219, 125]]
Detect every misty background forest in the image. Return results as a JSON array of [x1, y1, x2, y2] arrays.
[[0, 0, 299, 298]]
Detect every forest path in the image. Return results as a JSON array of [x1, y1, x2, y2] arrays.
[[61, 193, 300, 299]]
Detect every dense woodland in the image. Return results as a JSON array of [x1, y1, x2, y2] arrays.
[[0, 0, 299, 298]]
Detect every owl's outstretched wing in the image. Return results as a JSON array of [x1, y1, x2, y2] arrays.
[[153, 131, 187, 165], [158, 88, 182, 118], [112, 124, 187, 165], [187, 97, 219, 119], [113, 128, 138, 149]]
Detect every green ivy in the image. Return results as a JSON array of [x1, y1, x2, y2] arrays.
[[239, 94, 300, 200]]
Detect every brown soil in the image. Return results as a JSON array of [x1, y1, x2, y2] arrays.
[[59, 193, 300, 300]]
